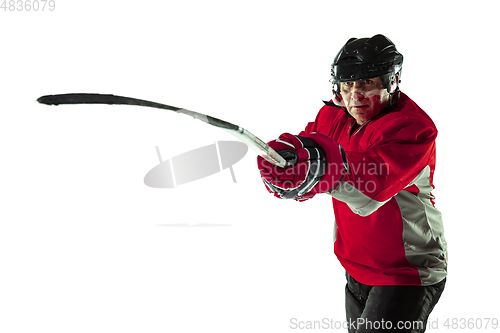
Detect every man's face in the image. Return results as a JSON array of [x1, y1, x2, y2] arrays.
[[338, 77, 390, 125]]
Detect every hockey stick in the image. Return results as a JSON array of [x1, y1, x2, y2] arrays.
[[37, 93, 288, 168]]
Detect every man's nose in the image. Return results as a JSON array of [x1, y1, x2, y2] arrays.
[[351, 84, 365, 99]]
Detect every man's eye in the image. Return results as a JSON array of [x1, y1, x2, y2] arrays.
[[364, 79, 373, 84]]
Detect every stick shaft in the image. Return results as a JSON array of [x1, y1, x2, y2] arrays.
[[37, 93, 287, 167]]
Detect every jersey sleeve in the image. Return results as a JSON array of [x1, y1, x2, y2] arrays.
[[300, 103, 438, 216], [332, 117, 437, 216]]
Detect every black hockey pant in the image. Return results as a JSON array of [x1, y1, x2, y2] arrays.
[[345, 272, 445, 333]]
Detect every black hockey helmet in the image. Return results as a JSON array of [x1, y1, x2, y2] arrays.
[[331, 34, 403, 97]]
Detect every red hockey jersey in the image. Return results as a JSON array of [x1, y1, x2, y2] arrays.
[[301, 92, 447, 286]]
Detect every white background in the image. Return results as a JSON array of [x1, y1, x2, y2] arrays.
[[1, 0, 499, 332]]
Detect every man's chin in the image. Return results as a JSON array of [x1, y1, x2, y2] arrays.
[[352, 115, 369, 125]]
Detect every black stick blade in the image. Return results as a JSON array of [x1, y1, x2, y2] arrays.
[[37, 93, 240, 131], [37, 93, 182, 112]]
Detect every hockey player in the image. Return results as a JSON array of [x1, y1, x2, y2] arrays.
[[258, 34, 447, 332]]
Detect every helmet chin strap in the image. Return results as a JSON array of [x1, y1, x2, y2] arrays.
[[387, 72, 401, 109], [387, 90, 400, 109], [331, 90, 351, 118]]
